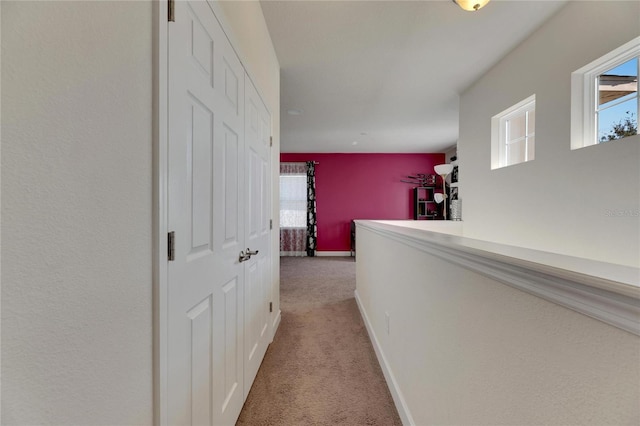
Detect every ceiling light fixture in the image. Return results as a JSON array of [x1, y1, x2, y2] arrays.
[[453, 0, 490, 12]]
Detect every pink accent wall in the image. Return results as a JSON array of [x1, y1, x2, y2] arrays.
[[280, 153, 446, 252]]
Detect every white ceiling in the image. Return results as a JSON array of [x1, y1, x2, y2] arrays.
[[260, 0, 567, 153]]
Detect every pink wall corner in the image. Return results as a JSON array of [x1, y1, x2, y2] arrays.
[[280, 153, 446, 252]]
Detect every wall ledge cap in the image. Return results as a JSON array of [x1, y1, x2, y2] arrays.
[[356, 220, 640, 336]]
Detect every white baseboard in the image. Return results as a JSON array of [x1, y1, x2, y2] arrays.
[[280, 251, 306, 257], [316, 251, 352, 257], [354, 290, 414, 426]]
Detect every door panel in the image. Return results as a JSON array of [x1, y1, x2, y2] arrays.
[[245, 260, 259, 362], [188, 95, 214, 256], [168, 1, 244, 424], [187, 296, 213, 426], [222, 126, 239, 247], [167, 2, 272, 424], [257, 255, 269, 339], [220, 278, 240, 411], [223, 60, 240, 112], [243, 75, 271, 397]]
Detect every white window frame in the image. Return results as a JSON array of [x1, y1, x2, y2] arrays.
[[571, 36, 640, 150], [491, 94, 536, 170]]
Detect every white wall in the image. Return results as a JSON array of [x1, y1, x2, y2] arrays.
[[1, 1, 280, 424], [443, 145, 457, 164], [218, 0, 282, 329], [2, 1, 153, 424], [356, 224, 640, 425], [459, 1, 640, 267]]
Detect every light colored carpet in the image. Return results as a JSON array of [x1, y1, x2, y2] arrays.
[[236, 256, 401, 426]]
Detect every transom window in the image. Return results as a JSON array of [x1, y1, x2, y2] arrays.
[[597, 57, 638, 142], [491, 95, 536, 169], [571, 36, 639, 149]]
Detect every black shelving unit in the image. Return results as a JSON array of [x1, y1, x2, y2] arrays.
[[413, 187, 439, 220]]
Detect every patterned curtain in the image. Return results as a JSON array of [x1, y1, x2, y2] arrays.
[[280, 162, 307, 175], [306, 161, 317, 257], [280, 162, 308, 256]]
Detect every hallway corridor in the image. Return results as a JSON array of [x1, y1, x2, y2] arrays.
[[237, 257, 401, 425]]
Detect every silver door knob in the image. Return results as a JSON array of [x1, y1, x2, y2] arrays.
[[239, 251, 251, 263], [246, 248, 259, 256]]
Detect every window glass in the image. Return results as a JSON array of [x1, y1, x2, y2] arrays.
[[279, 174, 307, 227], [507, 114, 526, 141], [528, 109, 536, 133], [506, 139, 525, 166], [571, 38, 639, 150], [492, 96, 535, 169], [597, 57, 638, 142], [527, 135, 535, 161]]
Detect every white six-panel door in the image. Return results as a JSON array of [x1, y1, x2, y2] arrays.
[[166, 1, 271, 424], [243, 75, 271, 397]]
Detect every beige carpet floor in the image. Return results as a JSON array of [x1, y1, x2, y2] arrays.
[[236, 256, 402, 426]]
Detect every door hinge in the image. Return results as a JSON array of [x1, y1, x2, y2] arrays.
[[168, 231, 176, 261], [168, 0, 175, 22], [270, 219, 273, 230], [269, 302, 273, 313], [270, 136, 273, 147]]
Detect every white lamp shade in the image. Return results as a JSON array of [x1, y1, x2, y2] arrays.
[[434, 193, 444, 203], [434, 164, 454, 175]]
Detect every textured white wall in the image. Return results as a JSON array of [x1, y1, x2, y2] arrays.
[[356, 225, 640, 425], [459, 1, 640, 267], [2, 1, 153, 424], [218, 0, 282, 330]]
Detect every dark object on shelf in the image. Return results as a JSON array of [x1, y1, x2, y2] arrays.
[[401, 173, 437, 187]]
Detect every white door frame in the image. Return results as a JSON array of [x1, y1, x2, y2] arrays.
[[152, 1, 169, 424], [0, 3, 3, 420]]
